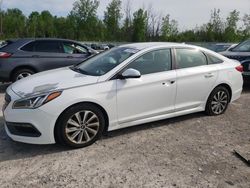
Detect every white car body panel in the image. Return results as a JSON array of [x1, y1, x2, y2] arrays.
[[175, 64, 218, 111], [3, 43, 243, 144], [10, 67, 99, 97]]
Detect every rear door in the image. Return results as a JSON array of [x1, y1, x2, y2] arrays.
[[21, 40, 68, 71], [174, 48, 218, 111]]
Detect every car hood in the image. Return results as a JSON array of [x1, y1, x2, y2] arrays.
[[11, 67, 99, 98]]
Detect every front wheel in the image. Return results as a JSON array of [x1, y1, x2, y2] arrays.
[[205, 86, 230, 116], [55, 104, 105, 148]]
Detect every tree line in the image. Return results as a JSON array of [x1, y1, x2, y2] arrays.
[[0, 0, 249, 42]]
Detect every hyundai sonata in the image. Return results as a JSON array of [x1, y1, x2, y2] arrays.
[[2, 43, 243, 148]]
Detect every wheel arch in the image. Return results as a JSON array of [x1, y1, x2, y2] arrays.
[[207, 83, 232, 104], [10, 65, 38, 80], [54, 101, 110, 142]]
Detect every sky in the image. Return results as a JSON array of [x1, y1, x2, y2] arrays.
[[2, 0, 250, 30]]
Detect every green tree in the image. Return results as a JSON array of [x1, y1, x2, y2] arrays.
[[3, 8, 26, 38], [121, 0, 132, 41], [39, 11, 55, 37], [104, 0, 122, 41], [224, 10, 240, 41], [161, 14, 178, 41], [27, 11, 40, 37], [242, 14, 250, 38], [207, 8, 224, 41], [70, 0, 100, 40], [132, 8, 147, 42]]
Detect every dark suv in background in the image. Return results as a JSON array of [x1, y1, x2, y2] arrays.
[[220, 39, 250, 82], [0, 38, 97, 82]]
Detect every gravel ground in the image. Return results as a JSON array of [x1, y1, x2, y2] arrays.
[[0, 83, 249, 188]]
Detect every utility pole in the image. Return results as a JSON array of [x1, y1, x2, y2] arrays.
[[0, 0, 3, 35]]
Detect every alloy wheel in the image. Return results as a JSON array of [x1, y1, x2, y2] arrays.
[[16, 72, 32, 80], [211, 90, 228, 115], [65, 110, 100, 144]]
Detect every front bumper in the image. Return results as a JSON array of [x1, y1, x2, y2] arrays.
[[3, 89, 58, 144]]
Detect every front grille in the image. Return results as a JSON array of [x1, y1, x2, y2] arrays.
[[6, 122, 41, 137]]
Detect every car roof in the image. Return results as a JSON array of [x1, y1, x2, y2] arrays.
[[119, 42, 196, 50], [15, 38, 81, 43], [1, 38, 89, 52]]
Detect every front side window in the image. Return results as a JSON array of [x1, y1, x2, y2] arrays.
[[126, 49, 172, 75], [176, 48, 207, 69], [232, 40, 250, 52], [74, 47, 139, 76], [34, 41, 62, 53], [62, 42, 87, 54]]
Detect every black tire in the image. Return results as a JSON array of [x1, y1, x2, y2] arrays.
[[55, 103, 105, 148], [205, 86, 230, 116], [12, 68, 35, 82]]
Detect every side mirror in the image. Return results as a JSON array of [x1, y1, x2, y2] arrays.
[[120, 68, 141, 79]]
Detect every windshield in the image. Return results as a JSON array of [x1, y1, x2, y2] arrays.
[[232, 40, 250, 52], [74, 47, 139, 76]]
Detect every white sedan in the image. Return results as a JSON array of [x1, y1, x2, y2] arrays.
[[2, 43, 243, 148]]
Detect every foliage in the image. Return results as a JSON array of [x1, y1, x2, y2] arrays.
[[132, 9, 147, 42], [104, 0, 122, 41], [0, 0, 249, 42]]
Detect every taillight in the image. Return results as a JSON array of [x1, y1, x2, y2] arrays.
[[235, 65, 243, 73], [0, 52, 12, 58]]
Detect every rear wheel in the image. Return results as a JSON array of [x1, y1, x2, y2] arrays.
[[55, 104, 105, 148], [12, 68, 35, 82], [205, 86, 230, 116]]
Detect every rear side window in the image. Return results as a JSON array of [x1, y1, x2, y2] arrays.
[[176, 48, 207, 69], [35, 41, 62, 53], [21, 41, 36, 51], [21, 41, 63, 53], [206, 53, 223, 64]]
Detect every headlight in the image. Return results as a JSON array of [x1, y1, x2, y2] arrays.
[[13, 91, 62, 109]]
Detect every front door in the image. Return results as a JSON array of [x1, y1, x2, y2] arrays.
[[116, 48, 177, 124]]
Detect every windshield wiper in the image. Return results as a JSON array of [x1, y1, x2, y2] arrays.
[[70, 66, 90, 75]]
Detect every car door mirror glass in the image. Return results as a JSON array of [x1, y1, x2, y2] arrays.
[[121, 68, 141, 79]]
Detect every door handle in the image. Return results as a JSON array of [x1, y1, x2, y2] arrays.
[[162, 80, 175, 85], [32, 55, 40, 58], [67, 56, 73, 58], [204, 73, 214, 78]]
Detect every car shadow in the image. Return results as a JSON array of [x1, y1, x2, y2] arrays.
[[104, 112, 204, 139], [0, 83, 249, 162], [0, 112, 204, 162]]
